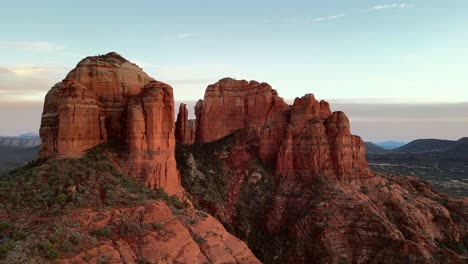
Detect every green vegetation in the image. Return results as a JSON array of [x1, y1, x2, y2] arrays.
[[0, 144, 189, 262], [360, 185, 369, 194], [0, 144, 169, 216], [437, 239, 468, 255], [176, 134, 236, 205], [38, 239, 60, 260], [191, 233, 206, 244], [91, 226, 113, 239]]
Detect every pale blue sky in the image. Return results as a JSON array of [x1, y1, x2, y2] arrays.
[[0, 1, 467, 139]]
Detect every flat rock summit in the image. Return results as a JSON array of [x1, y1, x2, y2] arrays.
[[27, 52, 468, 263]]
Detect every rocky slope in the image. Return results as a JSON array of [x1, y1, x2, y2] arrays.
[[176, 78, 468, 263], [0, 146, 259, 263]]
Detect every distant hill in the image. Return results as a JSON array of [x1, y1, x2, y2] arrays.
[[18, 132, 40, 138], [364, 142, 388, 154], [442, 137, 468, 159], [0, 133, 41, 148], [392, 139, 456, 154], [0, 145, 39, 173], [375, 141, 407, 150]]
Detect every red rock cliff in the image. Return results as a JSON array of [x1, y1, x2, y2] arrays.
[[175, 103, 196, 145], [39, 52, 182, 195], [192, 78, 371, 180]]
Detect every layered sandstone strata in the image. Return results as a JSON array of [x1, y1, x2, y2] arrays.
[[184, 78, 371, 179], [39, 52, 182, 195]]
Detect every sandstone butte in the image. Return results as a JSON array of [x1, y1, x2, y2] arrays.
[[36, 52, 260, 263], [176, 77, 371, 181], [175, 78, 468, 263], [39, 52, 182, 196]]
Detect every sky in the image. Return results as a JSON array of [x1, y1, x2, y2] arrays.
[[0, 0, 467, 141]]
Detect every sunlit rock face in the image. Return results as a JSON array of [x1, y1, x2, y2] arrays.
[[39, 52, 183, 195], [190, 78, 371, 180]]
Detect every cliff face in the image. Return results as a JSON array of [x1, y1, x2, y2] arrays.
[[176, 78, 468, 263], [39, 53, 181, 195], [175, 103, 196, 145], [178, 78, 371, 180]]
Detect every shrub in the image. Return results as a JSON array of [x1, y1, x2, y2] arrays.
[[191, 234, 206, 244], [152, 222, 164, 231], [91, 226, 113, 239], [97, 255, 110, 264], [38, 240, 60, 260], [360, 186, 369, 194], [0, 240, 14, 256], [12, 231, 28, 241], [167, 195, 184, 210], [0, 220, 10, 233]]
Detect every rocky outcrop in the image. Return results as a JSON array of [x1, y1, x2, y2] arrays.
[[177, 78, 467, 263], [175, 103, 196, 145], [191, 78, 371, 179], [39, 53, 182, 195], [124, 81, 181, 195], [64, 52, 154, 143], [39, 80, 105, 158]]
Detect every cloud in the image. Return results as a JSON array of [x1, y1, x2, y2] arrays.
[[308, 13, 345, 23], [0, 41, 65, 51], [176, 33, 200, 39], [285, 13, 345, 24], [0, 67, 12, 74], [0, 64, 68, 101], [368, 3, 411, 11], [0, 64, 68, 77]]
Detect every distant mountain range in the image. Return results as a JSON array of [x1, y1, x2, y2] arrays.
[[0, 132, 41, 149], [366, 138, 468, 159], [366, 137, 468, 196], [374, 141, 407, 150]]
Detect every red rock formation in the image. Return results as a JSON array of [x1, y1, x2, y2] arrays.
[[196, 78, 289, 143], [175, 103, 196, 145], [124, 81, 181, 195], [39, 52, 182, 195], [39, 80, 105, 158], [178, 78, 467, 263], [193, 78, 371, 180], [64, 52, 154, 142]]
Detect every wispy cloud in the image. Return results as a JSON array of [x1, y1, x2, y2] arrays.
[[0, 64, 67, 77], [368, 3, 412, 11], [308, 13, 345, 23], [0, 41, 64, 51], [0, 63, 69, 102], [0, 67, 12, 74], [285, 13, 345, 24], [176, 33, 200, 39]]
